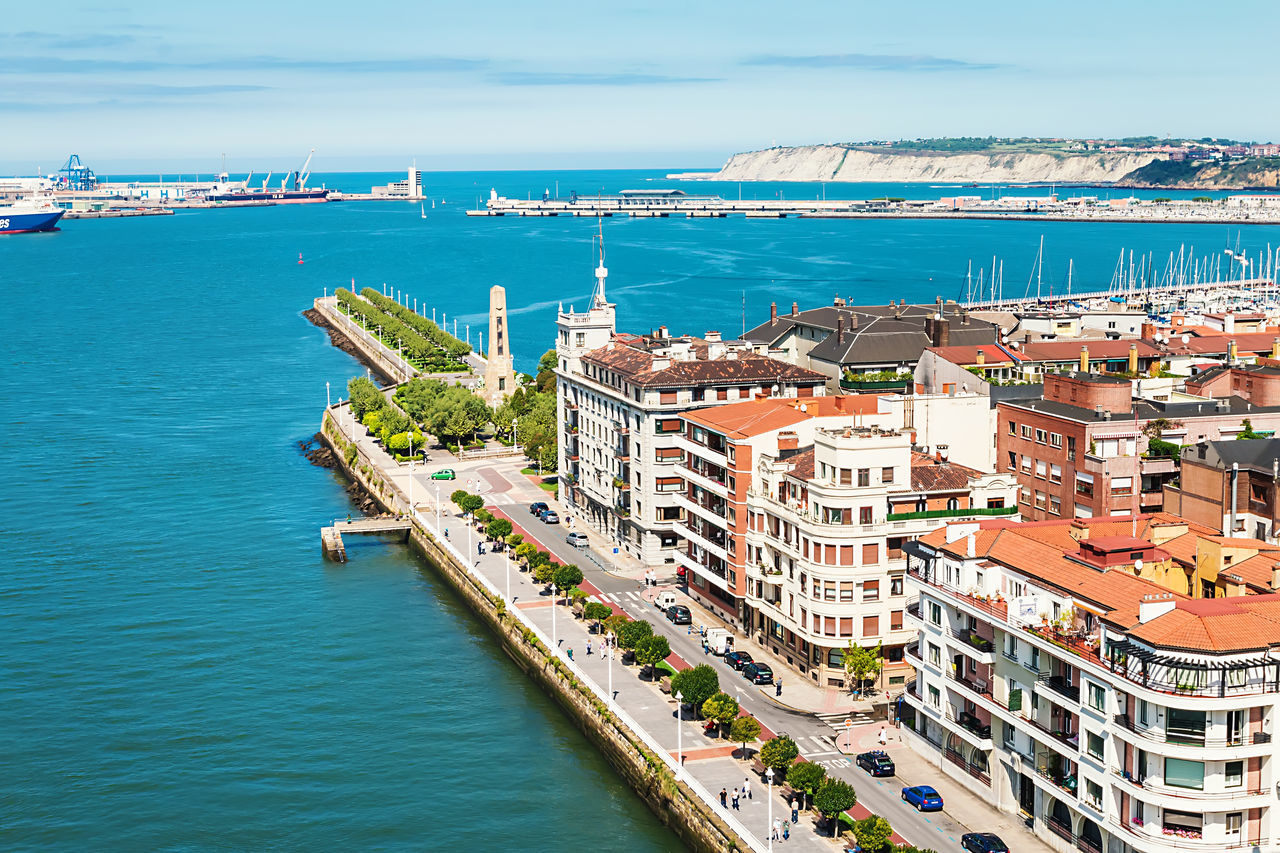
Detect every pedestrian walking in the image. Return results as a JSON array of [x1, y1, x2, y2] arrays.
[[731, 791, 739, 810], [720, 788, 727, 807], [771, 819, 781, 840], [567, 648, 574, 661], [878, 726, 888, 747], [743, 777, 751, 799], [586, 641, 593, 656], [775, 678, 783, 697], [791, 802, 798, 823], [782, 821, 790, 841]]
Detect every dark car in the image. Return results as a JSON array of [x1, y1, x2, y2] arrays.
[[855, 750, 895, 777], [529, 502, 548, 516], [961, 833, 1008, 853], [666, 605, 692, 625], [901, 785, 943, 812], [742, 662, 774, 684], [724, 651, 754, 670]]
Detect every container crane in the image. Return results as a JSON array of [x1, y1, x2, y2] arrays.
[[57, 154, 98, 191]]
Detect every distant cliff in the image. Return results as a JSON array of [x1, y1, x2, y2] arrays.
[[1116, 157, 1280, 189], [712, 145, 1163, 184]]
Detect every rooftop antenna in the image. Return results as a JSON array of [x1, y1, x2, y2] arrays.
[[592, 197, 608, 309]]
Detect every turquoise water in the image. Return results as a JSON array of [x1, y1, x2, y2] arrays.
[[2, 169, 1278, 850]]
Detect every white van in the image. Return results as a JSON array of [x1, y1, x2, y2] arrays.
[[654, 590, 678, 611]]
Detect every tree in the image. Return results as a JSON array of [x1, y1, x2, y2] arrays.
[[1143, 417, 1183, 440], [669, 664, 720, 714], [506, 533, 523, 548], [812, 779, 857, 837], [583, 601, 612, 630], [760, 735, 800, 777], [347, 377, 386, 419], [450, 489, 468, 507], [786, 760, 827, 802], [473, 508, 493, 526], [701, 692, 740, 728], [534, 562, 556, 585], [513, 543, 536, 564], [457, 494, 484, 516], [852, 815, 893, 853], [602, 613, 630, 639], [843, 642, 883, 696], [1238, 418, 1266, 440], [617, 618, 654, 650], [552, 564, 584, 594], [634, 635, 671, 668], [486, 518, 513, 541], [729, 715, 762, 758]]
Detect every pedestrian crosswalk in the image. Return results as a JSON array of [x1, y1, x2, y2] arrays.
[[801, 734, 841, 756], [814, 711, 875, 732], [587, 590, 648, 605]]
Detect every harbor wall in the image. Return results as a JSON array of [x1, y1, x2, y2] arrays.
[[312, 296, 415, 384], [317, 412, 748, 853]]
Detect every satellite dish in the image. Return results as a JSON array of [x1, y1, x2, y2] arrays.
[[1134, 558, 1144, 572]]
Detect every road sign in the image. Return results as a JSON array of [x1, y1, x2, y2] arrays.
[[844, 718, 853, 729], [613, 547, 619, 554]]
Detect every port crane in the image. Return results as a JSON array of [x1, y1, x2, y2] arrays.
[[284, 148, 315, 191], [57, 154, 97, 191]]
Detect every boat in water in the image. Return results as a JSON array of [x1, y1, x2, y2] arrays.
[[202, 148, 328, 204], [0, 196, 65, 234]]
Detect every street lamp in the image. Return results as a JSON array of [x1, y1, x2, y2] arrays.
[[435, 482, 441, 534], [675, 690, 684, 779], [606, 631, 615, 700], [766, 767, 775, 850], [552, 583, 559, 649], [326, 381, 331, 408], [408, 429, 414, 511]]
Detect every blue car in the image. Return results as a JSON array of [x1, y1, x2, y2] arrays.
[[901, 784, 943, 812]]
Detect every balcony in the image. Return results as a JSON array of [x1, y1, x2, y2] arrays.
[[1112, 714, 1272, 748], [886, 505, 1017, 522], [1036, 673, 1081, 704], [1111, 766, 1270, 801], [944, 744, 992, 786], [944, 706, 993, 748], [907, 565, 1009, 622], [1033, 752, 1078, 798], [948, 627, 996, 665], [906, 601, 922, 622], [905, 643, 925, 668], [1113, 818, 1264, 850], [1105, 639, 1280, 698]]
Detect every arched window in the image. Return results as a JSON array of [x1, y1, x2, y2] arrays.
[[947, 497, 960, 511]]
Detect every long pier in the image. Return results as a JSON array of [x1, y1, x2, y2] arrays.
[[321, 516, 415, 561]]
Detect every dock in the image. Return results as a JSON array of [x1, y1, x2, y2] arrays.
[[321, 516, 415, 561]]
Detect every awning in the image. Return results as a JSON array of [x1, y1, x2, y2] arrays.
[[903, 539, 936, 561]]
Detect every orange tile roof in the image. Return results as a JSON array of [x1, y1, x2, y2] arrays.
[[682, 395, 883, 439], [925, 344, 1026, 366], [909, 452, 984, 492], [1127, 595, 1280, 652]]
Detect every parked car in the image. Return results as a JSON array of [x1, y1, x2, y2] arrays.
[[960, 833, 1008, 853], [566, 532, 589, 548], [855, 750, 895, 777], [742, 662, 773, 684], [430, 469, 456, 480], [666, 605, 692, 625], [724, 651, 754, 670], [900, 785, 943, 812], [529, 502, 548, 516], [542, 511, 560, 524]]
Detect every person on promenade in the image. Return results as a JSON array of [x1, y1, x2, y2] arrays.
[[775, 678, 782, 697], [586, 641, 592, 656], [731, 790, 739, 810], [771, 819, 780, 840], [790, 798, 798, 823], [743, 777, 751, 799], [782, 821, 789, 841], [878, 726, 888, 747], [567, 648, 573, 661], [720, 788, 727, 807]]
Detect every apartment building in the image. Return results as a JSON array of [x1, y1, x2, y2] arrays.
[[554, 263, 827, 565], [1164, 439, 1280, 541], [998, 372, 1280, 521], [673, 396, 1016, 688], [902, 513, 1280, 853]]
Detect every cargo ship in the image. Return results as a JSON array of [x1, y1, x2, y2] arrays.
[[0, 197, 65, 234], [202, 148, 329, 204]]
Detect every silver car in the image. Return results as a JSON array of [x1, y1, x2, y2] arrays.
[[566, 532, 589, 548]]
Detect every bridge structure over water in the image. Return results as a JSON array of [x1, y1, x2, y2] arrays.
[[961, 277, 1276, 312], [321, 516, 415, 562]]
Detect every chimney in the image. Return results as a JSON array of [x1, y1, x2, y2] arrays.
[[658, 325, 668, 339], [931, 317, 951, 348], [1128, 343, 1138, 374], [1225, 313, 1236, 334], [836, 316, 845, 345], [938, 444, 949, 461], [966, 533, 976, 558], [1142, 321, 1156, 339], [770, 302, 778, 324], [1229, 339, 1239, 362], [1271, 563, 1280, 591], [1138, 592, 1177, 624], [1068, 519, 1090, 541], [1080, 346, 1089, 373], [705, 330, 722, 343], [777, 431, 798, 452], [1272, 337, 1279, 359], [975, 349, 986, 366], [791, 301, 799, 317]]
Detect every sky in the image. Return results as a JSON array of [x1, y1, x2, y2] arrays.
[[3, 0, 1279, 173]]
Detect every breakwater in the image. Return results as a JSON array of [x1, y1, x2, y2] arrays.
[[317, 407, 749, 852]]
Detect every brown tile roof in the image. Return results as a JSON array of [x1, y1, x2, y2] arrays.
[[584, 338, 827, 388], [909, 452, 983, 492], [1164, 332, 1280, 356], [682, 395, 883, 439], [787, 449, 815, 480], [1019, 339, 1162, 361], [1127, 595, 1280, 652], [925, 344, 1027, 366]]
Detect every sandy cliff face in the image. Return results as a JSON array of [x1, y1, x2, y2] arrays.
[[715, 145, 1163, 184]]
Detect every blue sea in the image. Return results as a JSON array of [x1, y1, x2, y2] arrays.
[[2, 168, 1278, 850]]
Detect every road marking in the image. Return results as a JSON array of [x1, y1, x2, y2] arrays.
[[812, 734, 837, 751]]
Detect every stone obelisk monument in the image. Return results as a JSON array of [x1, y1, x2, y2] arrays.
[[482, 284, 517, 407]]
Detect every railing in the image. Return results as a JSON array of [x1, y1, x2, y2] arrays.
[[1037, 673, 1081, 703], [1114, 819, 1264, 850], [1047, 816, 1074, 842], [886, 505, 1017, 521], [906, 601, 921, 620], [950, 626, 995, 653], [1111, 766, 1269, 799], [1112, 714, 1272, 748], [1078, 834, 1102, 853], [946, 669, 993, 701], [907, 566, 1009, 621]]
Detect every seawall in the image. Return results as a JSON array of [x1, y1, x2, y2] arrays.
[[317, 411, 749, 853]]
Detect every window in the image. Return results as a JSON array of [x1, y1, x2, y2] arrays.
[[1019, 487, 1031, 505], [928, 685, 940, 708], [1035, 460, 1047, 479], [1225, 760, 1243, 788], [1164, 757, 1205, 790], [863, 580, 880, 601], [659, 391, 677, 405], [1007, 451, 1017, 471], [1138, 699, 1148, 726], [862, 543, 879, 564], [927, 602, 941, 625], [1050, 432, 1062, 447], [890, 610, 903, 630], [1021, 425, 1033, 439], [1035, 428, 1047, 444], [1020, 455, 1032, 473], [839, 468, 852, 486], [1228, 813, 1243, 837], [928, 643, 940, 666], [890, 576, 903, 596], [1086, 731, 1104, 760], [1050, 464, 1062, 483], [862, 615, 879, 637], [859, 507, 873, 525], [1167, 708, 1206, 744], [858, 468, 870, 487], [881, 466, 894, 484], [1085, 779, 1102, 809], [839, 581, 854, 602], [1008, 421, 1016, 435]]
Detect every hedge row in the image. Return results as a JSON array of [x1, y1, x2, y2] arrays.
[[359, 288, 471, 360]]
